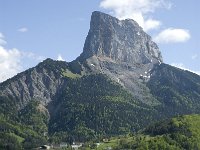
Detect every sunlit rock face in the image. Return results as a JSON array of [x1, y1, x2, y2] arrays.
[[75, 11, 163, 104], [79, 11, 162, 65]]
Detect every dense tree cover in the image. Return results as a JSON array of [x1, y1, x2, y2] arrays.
[[19, 101, 49, 134], [49, 74, 156, 142], [0, 73, 156, 148], [1, 61, 200, 148], [0, 96, 18, 120], [144, 114, 200, 149], [96, 114, 200, 150], [0, 100, 48, 149], [0, 116, 48, 149], [147, 64, 200, 118]]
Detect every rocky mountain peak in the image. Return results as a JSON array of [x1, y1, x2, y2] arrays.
[[79, 11, 162, 65]]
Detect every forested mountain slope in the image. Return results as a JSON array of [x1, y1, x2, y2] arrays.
[[148, 63, 200, 117], [107, 114, 200, 150], [0, 11, 200, 149]]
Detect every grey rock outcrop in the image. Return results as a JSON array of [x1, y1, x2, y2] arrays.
[[0, 59, 67, 109], [0, 11, 163, 109], [76, 11, 162, 104], [79, 11, 162, 65]]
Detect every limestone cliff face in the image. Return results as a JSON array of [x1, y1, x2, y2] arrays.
[[79, 11, 162, 65], [1, 11, 200, 140], [0, 59, 67, 109], [0, 11, 163, 108], [76, 11, 163, 104]]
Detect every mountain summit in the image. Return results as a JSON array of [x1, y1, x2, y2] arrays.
[[1, 11, 200, 149], [79, 11, 162, 65], [76, 11, 163, 103]]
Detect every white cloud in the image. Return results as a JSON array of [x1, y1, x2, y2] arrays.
[[0, 33, 22, 82], [57, 54, 65, 61], [22, 52, 45, 62], [0, 33, 3, 38], [192, 54, 198, 60], [18, 27, 28, 32], [0, 33, 7, 45], [0, 46, 45, 82], [171, 63, 200, 75], [100, 0, 172, 31], [144, 19, 161, 31], [0, 33, 45, 82], [153, 28, 190, 43], [0, 46, 23, 82]]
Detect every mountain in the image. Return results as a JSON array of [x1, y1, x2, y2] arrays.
[[79, 11, 162, 64], [76, 11, 162, 104], [97, 114, 200, 150], [148, 63, 200, 116], [0, 11, 200, 149]]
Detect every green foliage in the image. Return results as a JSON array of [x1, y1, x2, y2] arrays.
[[0, 132, 23, 150], [22, 135, 47, 149], [147, 64, 200, 118], [144, 114, 200, 149], [49, 131, 69, 144], [19, 100, 49, 134], [0, 96, 18, 120], [62, 69, 81, 78], [0, 100, 48, 149], [1, 61, 200, 148], [106, 114, 200, 150], [0, 116, 48, 149], [49, 74, 155, 142]]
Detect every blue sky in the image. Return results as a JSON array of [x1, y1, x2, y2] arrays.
[[0, 0, 199, 82]]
